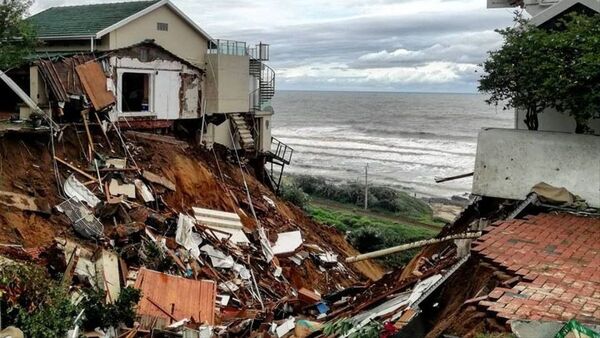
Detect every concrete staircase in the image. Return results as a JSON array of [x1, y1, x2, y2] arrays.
[[230, 113, 255, 153]]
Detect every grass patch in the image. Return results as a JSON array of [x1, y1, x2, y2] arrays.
[[286, 175, 441, 225], [307, 205, 437, 268]]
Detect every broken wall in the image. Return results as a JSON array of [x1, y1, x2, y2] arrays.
[[110, 44, 203, 121], [472, 128, 600, 207]]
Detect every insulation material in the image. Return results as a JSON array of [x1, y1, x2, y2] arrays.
[[134, 268, 217, 325], [200, 245, 234, 269], [176, 214, 202, 261], [272, 231, 303, 256], [76, 62, 116, 111]]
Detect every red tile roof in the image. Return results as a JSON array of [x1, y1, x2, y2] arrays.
[[472, 213, 600, 325], [134, 268, 217, 325]]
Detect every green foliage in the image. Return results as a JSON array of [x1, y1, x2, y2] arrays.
[[141, 240, 177, 272], [347, 226, 429, 268], [0, 263, 79, 338], [480, 12, 600, 133], [545, 13, 600, 133], [323, 318, 382, 338], [308, 205, 435, 268], [0, 0, 37, 70], [290, 175, 433, 221], [280, 181, 310, 209], [81, 287, 141, 330]]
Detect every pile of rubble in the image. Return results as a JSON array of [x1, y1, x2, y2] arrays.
[[0, 114, 386, 337]]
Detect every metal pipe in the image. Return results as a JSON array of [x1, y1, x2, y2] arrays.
[[345, 232, 482, 263]]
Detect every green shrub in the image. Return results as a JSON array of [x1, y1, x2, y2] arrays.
[[0, 263, 79, 338], [281, 181, 310, 209], [81, 287, 141, 330]]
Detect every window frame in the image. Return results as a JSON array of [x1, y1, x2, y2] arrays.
[[117, 69, 155, 117]]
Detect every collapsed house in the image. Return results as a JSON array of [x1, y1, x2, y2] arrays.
[[0, 0, 292, 192]]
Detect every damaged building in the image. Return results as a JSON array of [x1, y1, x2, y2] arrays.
[[1, 0, 291, 191]]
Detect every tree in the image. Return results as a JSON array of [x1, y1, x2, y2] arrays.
[[0, 0, 36, 71], [479, 13, 553, 130], [479, 12, 600, 133], [547, 13, 600, 133]]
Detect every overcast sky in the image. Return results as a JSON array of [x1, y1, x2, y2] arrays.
[[31, 0, 517, 93]]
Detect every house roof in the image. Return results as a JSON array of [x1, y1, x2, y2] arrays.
[[530, 0, 600, 26], [472, 213, 600, 325], [28, 0, 213, 41]]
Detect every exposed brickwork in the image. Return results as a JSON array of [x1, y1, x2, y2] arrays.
[[472, 213, 600, 325]]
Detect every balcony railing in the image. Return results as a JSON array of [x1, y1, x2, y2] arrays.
[[208, 40, 270, 61], [247, 43, 270, 61], [208, 39, 247, 56]]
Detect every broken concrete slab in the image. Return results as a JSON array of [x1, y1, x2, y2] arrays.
[[193, 207, 242, 230], [134, 179, 154, 203], [94, 249, 121, 304], [272, 231, 303, 256], [109, 179, 136, 199], [143, 170, 176, 192]]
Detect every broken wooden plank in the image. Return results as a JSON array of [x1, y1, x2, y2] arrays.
[[125, 131, 189, 149], [434, 172, 474, 184], [54, 156, 98, 182], [143, 170, 176, 192], [75, 62, 116, 111], [346, 232, 482, 263]]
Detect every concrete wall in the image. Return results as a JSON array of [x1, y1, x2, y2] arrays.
[[472, 128, 600, 207], [255, 111, 273, 153], [205, 54, 250, 114], [108, 5, 208, 66], [516, 108, 600, 135]]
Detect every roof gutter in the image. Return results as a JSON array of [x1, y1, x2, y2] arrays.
[[37, 35, 96, 40]]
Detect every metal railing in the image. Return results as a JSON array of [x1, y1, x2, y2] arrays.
[[208, 39, 247, 56], [247, 43, 270, 61], [271, 137, 293, 164]]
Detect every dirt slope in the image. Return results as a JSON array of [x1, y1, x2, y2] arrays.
[[0, 128, 384, 291]]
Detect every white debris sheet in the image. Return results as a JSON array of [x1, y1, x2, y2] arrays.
[[176, 214, 203, 261], [272, 231, 303, 255], [63, 175, 101, 208], [134, 179, 154, 203], [193, 207, 250, 245]]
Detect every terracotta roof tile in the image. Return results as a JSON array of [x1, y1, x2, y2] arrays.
[[474, 213, 600, 325]]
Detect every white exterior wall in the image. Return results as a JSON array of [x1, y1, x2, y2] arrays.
[[255, 111, 273, 153], [472, 128, 600, 207], [516, 108, 600, 134]]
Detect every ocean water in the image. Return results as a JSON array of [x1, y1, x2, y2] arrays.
[[271, 91, 513, 198]]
